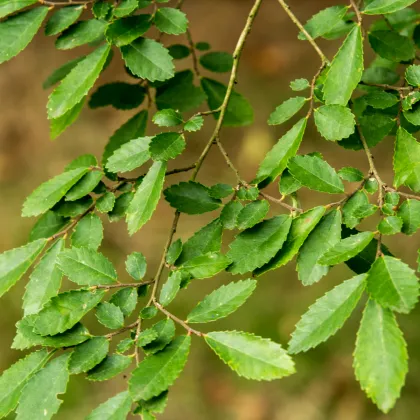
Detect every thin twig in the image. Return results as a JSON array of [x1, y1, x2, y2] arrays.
[[154, 301, 203, 337], [385, 186, 420, 201], [92, 280, 154, 290], [186, 29, 201, 76], [259, 191, 302, 213], [307, 63, 327, 118], [360, 82, 412, 91], [349, 0, 362, 25], [276, 0, 329, 64], [118, 164, 197, 183], [105, 321, 139, 339]]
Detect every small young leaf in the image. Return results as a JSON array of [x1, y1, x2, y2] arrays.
[[32, 289, 106, 336], [153, 109, 183, 127], [129, 335, 191, 401], [323, 25, 364, 106], [0, 349, 50, 418], [69, 337, 109, 374], [48, 44, 111, 119], [227, 215, 292, 274], [367, 255, 419, 313], [378, 216, 403, 235], [268, 97, 307, 126], [166, 239, 182, 265], [220, 201, 243, 230], [0, 7, 49, 64], [354, 300, 408, 413], [113, 0, 138, 18], [143, 319, 176, 355], [97, 192, 116, 213], [290, 78, 310, 91], [96, 302, 125, 329], [121, 38, 174, 82], [159, 270, 182, 306], [314, 105, 355, 141], [45, 5, 84, 36], [23, 239, 64, 316], [110, 287, 138, 317], [87, 354, 132, 381], [86, 391, 132, 420], [338, 166, 364, 182], [58, 247, 117, 286], [16, 354, 70, 420], [126, 161, 167, 235], [398, 199, 420, 235], [319, 231, 375, 266], [0, 239, 47, 298], [126, 252, 147, 280], [289, 274, 366, 354], [154, 7, 188, 35], [297, 209, 342, 286], [288, 155, 344, 194], [187, 279, 256, 323], [184, 115, 204, 132], [140, 306, 158, 320], [71, 213, 103, 251], [205, 331, 295, 380]]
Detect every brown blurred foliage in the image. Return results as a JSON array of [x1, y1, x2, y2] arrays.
[[1, 1, 420, 419]]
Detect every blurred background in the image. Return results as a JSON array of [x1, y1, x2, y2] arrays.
[[1, 0, 420, 419]]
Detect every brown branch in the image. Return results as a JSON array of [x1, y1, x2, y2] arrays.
[[92, 280, 154, 290], [259, 191, 302, 213], [106, 321, 139, 339], [186, 29, 201, 76], [118, 164, 197, 183]]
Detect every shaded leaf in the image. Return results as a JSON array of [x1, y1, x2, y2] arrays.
[[69, 337, 109, 374]]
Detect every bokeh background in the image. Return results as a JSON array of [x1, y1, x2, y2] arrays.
[[1, 0, 420, 419]]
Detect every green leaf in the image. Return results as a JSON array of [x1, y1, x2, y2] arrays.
[[323, 25, 364, 105], [50, 98, 85, 140], [130, 335, 191, 401], [32, 289, 106, 336], [220, 201, 243, 230], [110, 287, 138, 316], [166, 239, 182, 265], [314, 105, 355, 141], [87, 354, 132, 381], [289, 274, 366, 354], [394, 127, 420, 190], [126, 161, 167, 235], [45, 5, 83, 36], [342, 190, 369, 228], [121, 38, 174, 82], [29, 211, 69, 241], [69, 337, 109, 374], [363, 0, 417, 15], [153, 109, 183, 127], [16, 354, 70, 420], [227, 215, 292, 275], [108, 192, 133, 221], [237, 200, 269, 230], [0, 0, 38, 18], [54, 196, 93, 218], [255, 207, 326, 276], [209, 183, 234, 199], [96, 302, 125, 329], [154, 7, 188, 35], [55, 19, 107, 50], [23, 239, 64, 316], [159, 270, 182, 306], [164, 181, 221, 214], [0, 349, 50, 418], [102, 110, 148, 170], [187, 279, 256, 324], [319, 231, 374, 266], [113, 0, 138, 18], [205, 331, 294, 380], [363, 90, 399, 109], [184, 115, 204, 132], [89, 82, 146, 110], [58, 247, 117, 286], [200, 51, 233, 73], [125, 252, 147, 281], [405, 64, 420, 87], [279, 169, 301, 195], [143, 319, 175, 355], [134, 391, 168, 416], [369, 31, 415, 62], [181, 252, 231, 279], [106, 136, 152, 173], [298, 5, 349, 40], [0, 238, 47, 298], [66, 171, 103, 202], [97, 192, 115, 213], [117, 338, 135, 353], [168, 43, 190, 59], [288, 155, 344, 194], [378, 216, 403, 235], [43, 57, 85, 89], [92, 1, 112, 19], [71, 213, 103, 251], [13, 320, 90, 350], [338, 166, 364, 182], [354, 300, 408, 413], [106, 15, 152, 47], [297, 209, 342, 286], [0, 7, 49, 64], [201, 78, 254, 127], [176, 218, 222, 265], [149, 132, 186, 161], [255, 118, 306, 183], [367, 255, 419, 313], [290, 78, 310, 91], [86, 391, 132, 420], [23, 170, 91, 218], [48, 44, 110, 119], [267, 97, 307, 126], [398, 199, 420, 235], [156, 70, 205, 112]]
